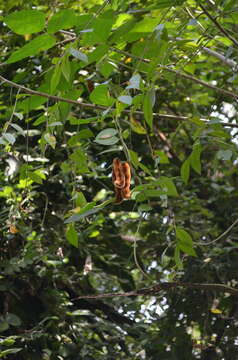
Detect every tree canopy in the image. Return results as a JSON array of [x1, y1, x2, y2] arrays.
[[1, 0, 238, 359]]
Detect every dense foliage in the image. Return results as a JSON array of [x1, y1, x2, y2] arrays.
[[1, 0, 238, 359]]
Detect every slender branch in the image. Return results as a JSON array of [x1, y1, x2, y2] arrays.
[[1, 75, 238, 128], [198, 218, 238, 245], [73, 281, 238, 300], [169, 36, 237, 69], [203, 47, 237, 69], [109, 47, 238, 100], [199, 3, 238, 49], [56, 30, 238, 99]]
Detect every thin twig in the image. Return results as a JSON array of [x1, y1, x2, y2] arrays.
[[73, 281, 238, 300], [198, 218, 238, 245], [1, 75, 238, 128], [199, 3, 238, 49]]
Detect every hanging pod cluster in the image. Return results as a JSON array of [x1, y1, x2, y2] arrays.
[[112, 158, 131, 203]]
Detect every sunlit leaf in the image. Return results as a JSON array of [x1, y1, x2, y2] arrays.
[[4, 10, 45, 34]]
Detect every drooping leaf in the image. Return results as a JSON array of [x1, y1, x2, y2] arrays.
[[10, 123, 25, 137], [66, 223, 78, 247], [189, 143, 202, 174], [174, 245, 183, 270], [50, 64, 61, 92], [61, 56, 71, 82], [176, 227, 197, 257], [181, 158, 190, 184]]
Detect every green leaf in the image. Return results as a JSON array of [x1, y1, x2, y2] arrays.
[[154, 150, 170, 164], [69, 47, 88, 63], [118, 95, 132, 105], [50, 64, 61, 92], [130, 118, 147, 134], [87, 44, 109, 64], [143, 90, 153, 129], [3, 133, 16, 145], [128, 149, 139, 168], [10, 123, 25, 137], [44, 133, 56, 149], [174, 246, 183, 270], [0, 320, 9, 332], [70, 149, 89, 173], [29, 172, 43, 184], [95, 128, 119, 146], [76, 192, 87, 208], [64, 202, 96, 224], [66, 223, 78, 247], [158, 176, 178, 196], [216, 149, 232, 161], [189, 143, 202, 174], [136, 189, 165, 202], [98, 60, 115, 78], [61, 56, 71, 82], [4, 10, 45, 34], [0, 348, 22, 356], [181, 158, 190, 184], [82, 11, 116, 45], [47, 9, 77, 33], [176, 227, 197, 257], [6, 313, 21, 326], [7, 34, 56, 64], [89, 85, 114, 106], [126, 74, 141, 90]]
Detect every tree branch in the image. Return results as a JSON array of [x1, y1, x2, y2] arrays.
[[57, 30, 238, 99], [73, 281, 238, 300], [109, 47, 238, 100], [199, 3, 238, 49], [203, 47, 237, 69], [0, 75, 238, 128]]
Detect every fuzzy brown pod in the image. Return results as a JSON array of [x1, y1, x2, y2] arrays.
[[112, 158, 131, 203]]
